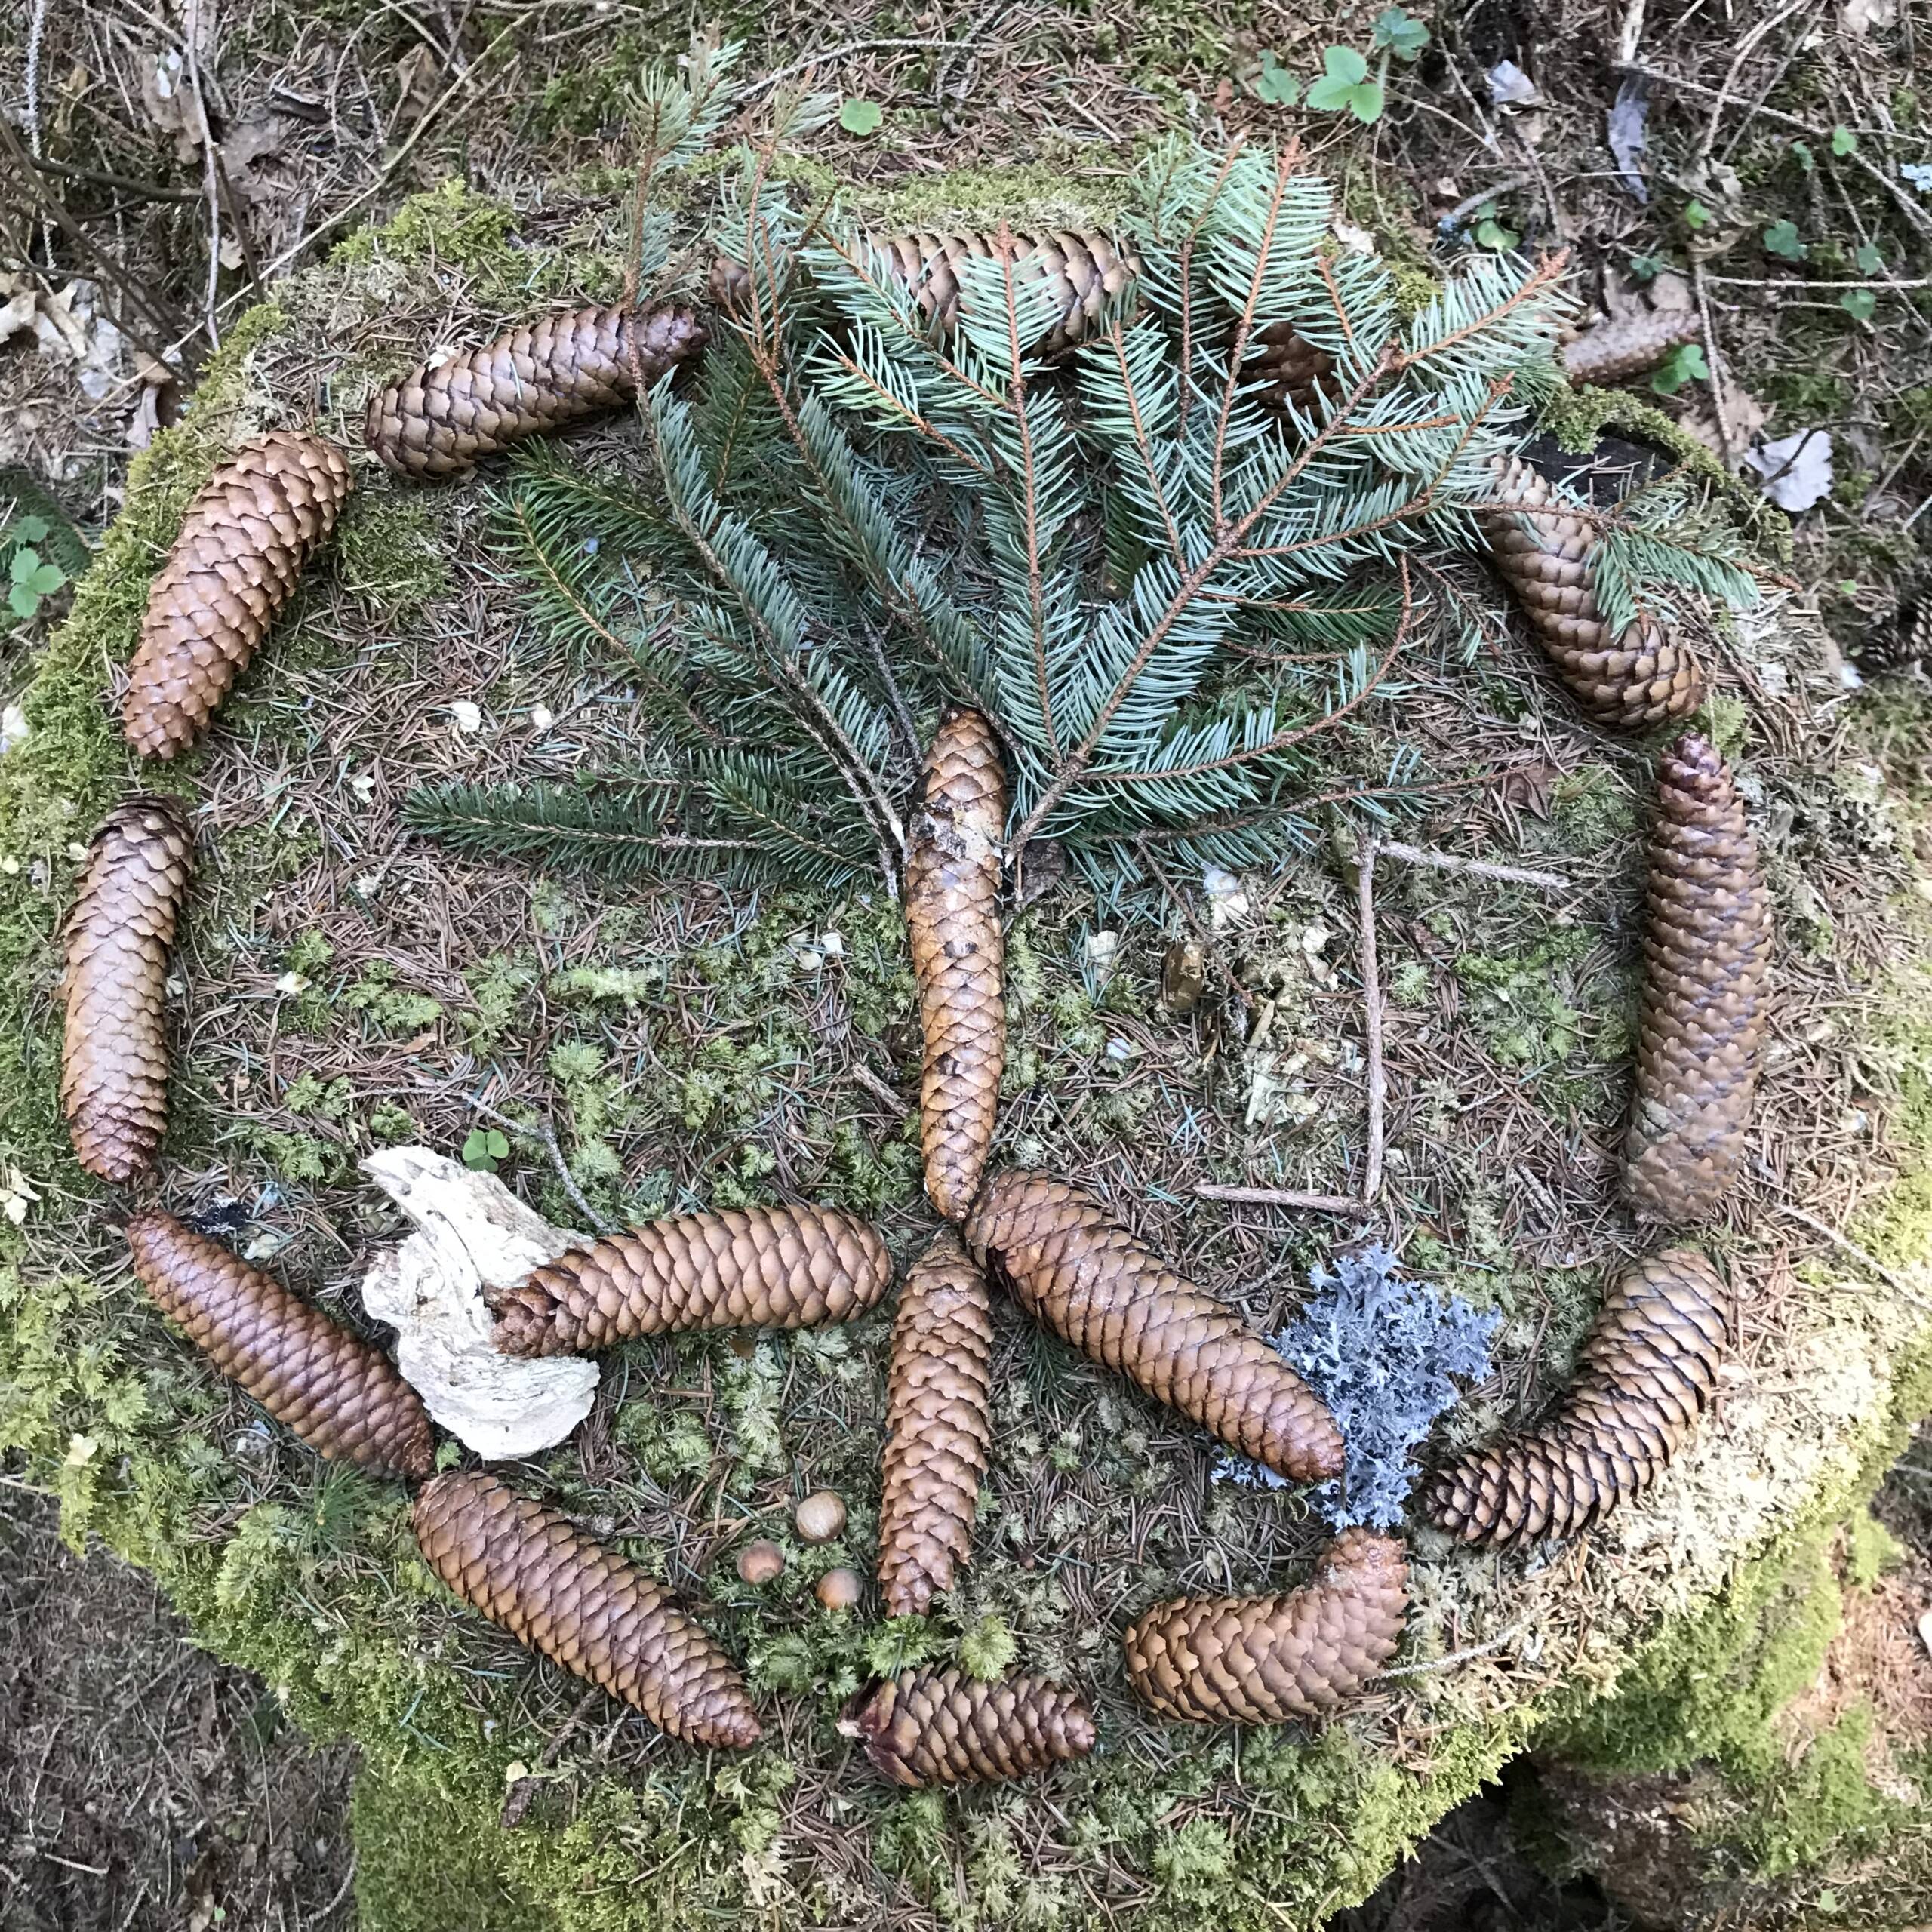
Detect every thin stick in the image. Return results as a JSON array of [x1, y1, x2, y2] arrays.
[[1195, 1183, 1362, 1214], [1377, 841, 1574, 891], [744, 35, 980, 97], [847, 1059, 909, 1113], [1358, 837, 1386, 1203], [1690, 259, 1735, 469], [465, 1094, 614, 1235], [1383, 1619, 1532, 1677]]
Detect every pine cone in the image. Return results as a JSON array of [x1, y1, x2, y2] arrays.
[[962, 1171, 1343, 1483], [127, 1210, 433, 1479], [713, 229, 1135, 355], [60, 796, 192, 1183], [1561, 309, 1703, 386], [906, 710, 1006, 1220], [365, 304, 708, 479], [1427, 1247, 1726, 1547], [492, 1205, 893, 1356], [845, 1668, 1094, 1786], [1121, 1528, 1407, 1724], [877, 1230, 994, 1617], [1479, 454, 1707, 730], [413, 1470, 760, 1747], [1854, 593, 1931, 677], [123, 433, 353, 760], [1624, 734, 1772, 1223], [1247, 320, 1338, 415]]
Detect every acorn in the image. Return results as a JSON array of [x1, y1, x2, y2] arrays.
[[795, 1491, 848, 1544], [817, 1567, 865, 1611], [737, 1540, 785, 1585]]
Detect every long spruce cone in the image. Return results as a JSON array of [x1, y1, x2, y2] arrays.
[[1562, 309, 1703, 386], [1122, 1529, 1407, 1724], [1248, 319, 1338, 416], [1479, 454, 1706, 730], [712, 229, 1135, 355], [963, 1171, 1343, 1483], [492, 1205, 893, 1357], [365, 303, 708, 479], [1428, 1249, 1726, 1547], [906, 710, 1007, 1220], [845, 1668, 1094, 1787], [60, 796, 192, 1183], [127, 1210, 433, 1479], [877, 1230, 995, 1616], [1625, 734, 1772, 1223], [123, 432, 353, 759], [413, 1470, 760, 1747], [1854, 593, 1931, 677]]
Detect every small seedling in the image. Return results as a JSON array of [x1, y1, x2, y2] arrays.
[[1307, 46, 1383, 123], [1684, 199, 1711, 230], [1832, 125, 1857, 156], [1370, 6, 1430, 59], [1763, 219, 1808, 261], [1792, 141, 1815, 173], [1856, 242, 1885, 274], [1627, 253, 1663, 281], [1473, 209, 1520, 251], [1651, 343, 1709, 395], [1253, 51, 1299, 106], [838, 98, 883, 136], [1841, 288, 1877, 324], [461, 1127, 511, 1172], [4, 513, 66, 620]]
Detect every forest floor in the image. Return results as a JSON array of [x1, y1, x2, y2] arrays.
[[2, 0, 1928, 1927]]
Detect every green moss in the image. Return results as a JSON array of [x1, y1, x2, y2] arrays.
[[335, 494, 452, 620]]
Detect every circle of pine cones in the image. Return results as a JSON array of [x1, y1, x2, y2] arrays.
[[52, 217, 1783, 1789]]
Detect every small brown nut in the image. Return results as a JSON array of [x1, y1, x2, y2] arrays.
[[795, 1490, 847, 1544], [1161, 937, 1206, 1014], [816, 1567, 864, 1611], [736, 1539, 785, 1586]]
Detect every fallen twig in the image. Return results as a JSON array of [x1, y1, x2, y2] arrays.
[[848, 1059, 911, 1114], [1777, 1201, 1932, 1311], [1377, 841, 1574, 892], [1383, 1619, 1533, 1677], [1358, 837, 1386, 1202], [1194, 1183, 1363, 1214]]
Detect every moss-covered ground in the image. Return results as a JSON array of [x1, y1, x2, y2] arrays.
[[6, 152, 1932, 1929]]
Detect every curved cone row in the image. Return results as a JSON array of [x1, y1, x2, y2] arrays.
[[1624, 734, 1772, 1223], [127, 1211, 433, 1479], [491, 1205, 893, 1356], [365, 303, 708, 478], [1478, 454, 1706, 730], [60, 796, 193, 1183], [1428, 1248, 1726, 1547], [906, 710, 1007, 1220], [1561, 309, 1703, 387], [414, 1470, 760, 1748], [846, 1668, 1094, 1786], [877, 1230, 995, 1617], [1122, 1529, 1407, 1724], [963, 1171, 1343, 1484], [713, 229, 1135, 356], [123, 432, 353, 759]]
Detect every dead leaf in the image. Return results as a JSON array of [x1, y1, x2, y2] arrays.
[[0, 289, 38, 348], [1607, 75, 1649, 203], [1680, 383, 1767, 460], [1845, 0, 1897, 32], [1488, 60, 1538, 106], [395, 42, 442, 122], [1746, 428, 1835, 512]]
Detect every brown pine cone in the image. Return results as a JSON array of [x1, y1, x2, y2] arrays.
[[127, 1210, 433, 1479], [1122, 1528, 1407, 1724], [123, 433, 352, 760], [1247, 320, 1338, 416], [365, 303, 708, 479], [845, 1668, 1094, 1786], [1562, 309, 1703, 386], [413, 1470, 760, 1748], [906, 710, 1006, 1220], [1479, 454, 1707, 730], [1854, 593, 1931, 677], [1427, 1248, 1726, 1548], [60, 796, 192, 1183], [877, 1230, 994, 1616], [1624, 735, 1772, 1223], [492, 1204, 893, 1356], [962, 1171, 1343, 1483], [713, 229, 1136, 356]]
